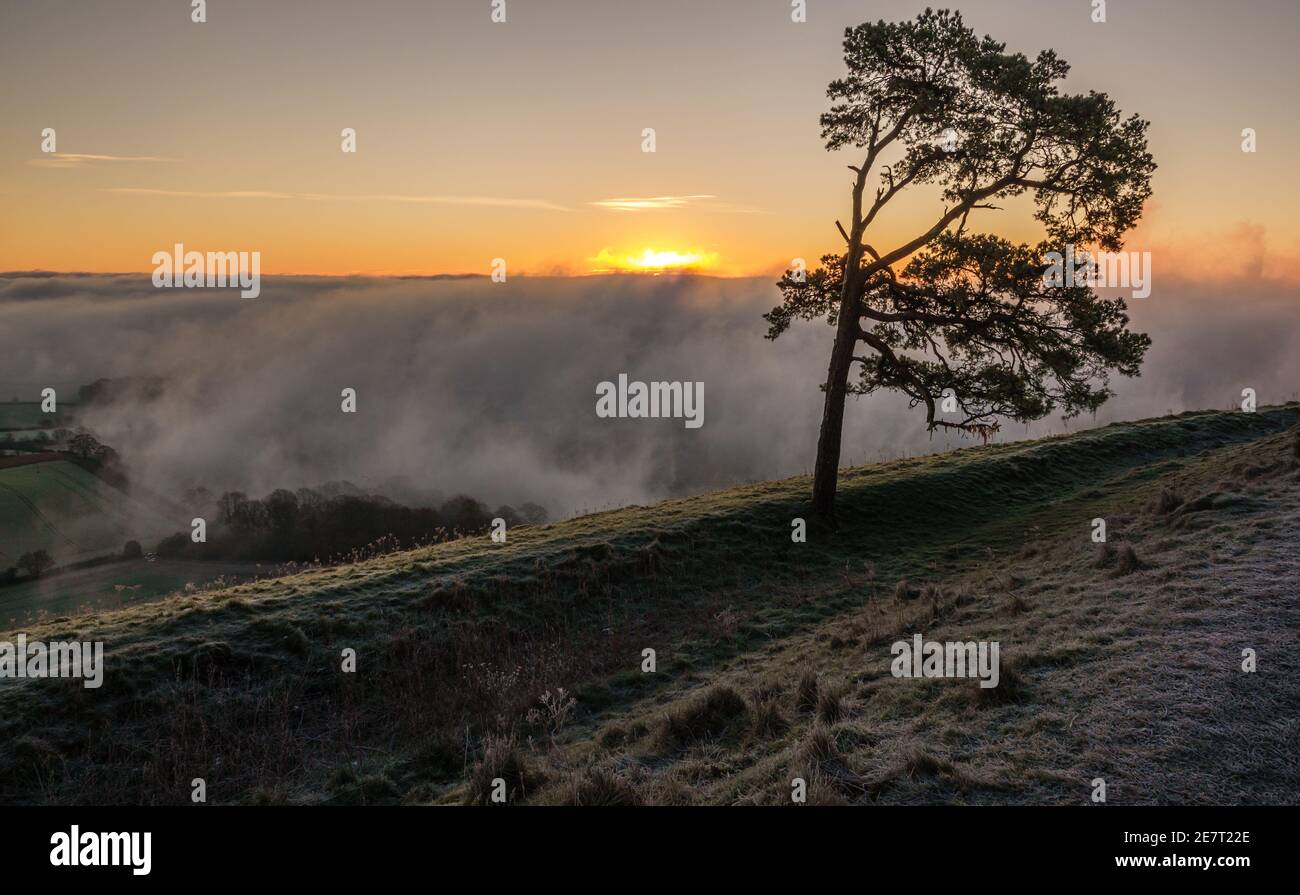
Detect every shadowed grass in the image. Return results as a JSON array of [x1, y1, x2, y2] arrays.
[[2, 404, 1298, 804]]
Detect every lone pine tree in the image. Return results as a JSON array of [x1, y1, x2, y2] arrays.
[[766, 8, 1155, 521]]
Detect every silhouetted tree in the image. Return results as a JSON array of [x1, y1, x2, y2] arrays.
[[18, 549, 54, 578], [766, 9, 1155, 521]]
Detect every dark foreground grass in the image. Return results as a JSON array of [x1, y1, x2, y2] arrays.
[[1, 405, 1298, 804]]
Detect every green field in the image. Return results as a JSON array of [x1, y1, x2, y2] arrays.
[[0, 402, 61, 430], [1, 406, 1298, 805], [0, 429, 56, 443], [0, 460, 176, 568], [0, 557, 265, 625]]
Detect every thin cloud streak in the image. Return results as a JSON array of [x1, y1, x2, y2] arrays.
[[30, 153, 175, 168], [106, 188, 570, 211], [591, 195, 716, 211], [590, 194, 767, 214]]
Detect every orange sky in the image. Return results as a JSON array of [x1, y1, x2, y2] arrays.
[[2, 0, 1299, 279]]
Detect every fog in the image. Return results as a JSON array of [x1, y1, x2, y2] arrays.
[[2, 272, 1297, 518]]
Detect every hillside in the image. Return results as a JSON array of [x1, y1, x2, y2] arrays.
[[1, 405, 1298, 805], [0, 459, 175, 569]]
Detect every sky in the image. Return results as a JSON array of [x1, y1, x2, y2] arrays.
[[2, 0, 1300, 277]]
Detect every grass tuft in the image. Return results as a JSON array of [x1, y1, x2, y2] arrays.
[[1113, 543, 1142, 576], [464, 736, 543, 805], [969, 661, 1028, 708], [750, 684, 789, 738], [795, 670, 819, 713], [656, 685, 749, 750], [1150, 488, 1184, 515], [554, 767, 643, 806], [815, 683, 844, 725]]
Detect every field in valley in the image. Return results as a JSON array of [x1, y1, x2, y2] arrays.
[[0, 459, 175, 569], [0, 557, 267, 627], [1, 405, 1297, 805]]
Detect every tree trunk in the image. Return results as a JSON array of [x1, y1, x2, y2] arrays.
[[810, 259, 863, 522]]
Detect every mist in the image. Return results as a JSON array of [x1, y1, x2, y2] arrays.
[[2, 272, 1297, 518]]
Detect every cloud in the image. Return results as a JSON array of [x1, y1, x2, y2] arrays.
[[590, 195, 766, 214], [106, 188, 569, 211], [1136, 221, 1300, 285], [30, 153, 174, 169], [590, 195, 767, 214], [107, 188, 297, 200], [591, 195, 716, 212], [0, 274, 1296, 520]]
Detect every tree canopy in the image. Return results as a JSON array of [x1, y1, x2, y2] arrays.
[[768, 8, 1155, 458]]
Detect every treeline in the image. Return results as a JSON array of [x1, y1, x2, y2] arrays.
[[157, 487, 547, 563]]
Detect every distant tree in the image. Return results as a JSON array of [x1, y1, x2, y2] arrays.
[[217, 491, 250, 526], [441, 495, 492, 532], [264, 489, 300, 535], [519, 502, 549, 525], [158, 486, 526, 563], [123, 540, 143, 559], [295, 487, 325, 512], [766, 9, 1155, 521], [18, 549, 54, 578], [67, 431, 110, 462]]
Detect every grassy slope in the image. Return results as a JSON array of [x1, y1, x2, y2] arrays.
[[0, 460, 174, 567], [1, 406, 1298, 805]]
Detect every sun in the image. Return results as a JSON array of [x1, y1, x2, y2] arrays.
[[589, 247, 719, 274]]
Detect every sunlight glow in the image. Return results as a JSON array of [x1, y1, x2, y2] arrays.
[[588, 247, 720, 274]]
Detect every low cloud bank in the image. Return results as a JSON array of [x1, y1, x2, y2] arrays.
[[2, 273, 1297, 517]]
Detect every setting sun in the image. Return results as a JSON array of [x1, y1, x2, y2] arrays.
[[588, 247, 720, 274]]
